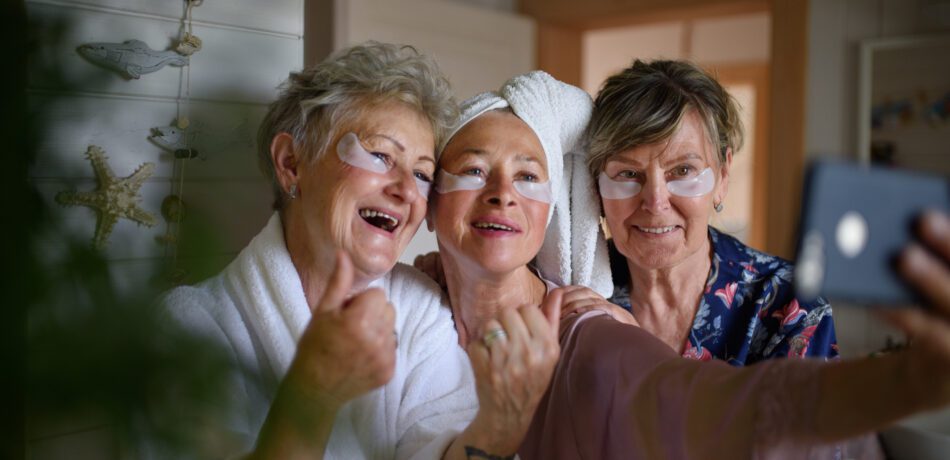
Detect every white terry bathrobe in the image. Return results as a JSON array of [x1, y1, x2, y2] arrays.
[[162, 213, 477, 459]]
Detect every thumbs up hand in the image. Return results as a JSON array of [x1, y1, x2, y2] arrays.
[[283, 250, 398, 409]]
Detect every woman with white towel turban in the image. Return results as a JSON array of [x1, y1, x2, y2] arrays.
[[161, 42, 541, 459], [428, 70, 950, 459]]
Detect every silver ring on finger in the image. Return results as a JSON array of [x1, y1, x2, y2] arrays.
[[482, 327, 508, 348]]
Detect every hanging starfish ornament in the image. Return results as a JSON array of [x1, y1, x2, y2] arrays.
[[56, 145, 158, 249]]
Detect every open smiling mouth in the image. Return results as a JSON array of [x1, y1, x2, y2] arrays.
[[472, 222, 517, 233], [360, 209, 400, 232], [635, 225, 678, 234]]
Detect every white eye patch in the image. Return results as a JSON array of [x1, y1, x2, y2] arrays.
[[513, 181, 553, 204], [668, 167, 716, 197], [415, 178, 431, 198], [436, 170, 485, 193], [598, 167, 716, 199], [598, 173, 642, 199], [337, 132, 389, 174], [337, 132, 432, 199], [435, 169, 554, 204]]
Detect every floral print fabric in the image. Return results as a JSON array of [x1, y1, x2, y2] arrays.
[[609, 227, 838, 365]]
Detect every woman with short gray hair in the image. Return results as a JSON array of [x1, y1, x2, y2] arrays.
[[163, 42, 528, 459], [257, 42, 459, 210]]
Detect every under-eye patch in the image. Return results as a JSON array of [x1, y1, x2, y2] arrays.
[[598, 167, 715, 199], [667, 167, 715, 197], [436, 169, 553, 204], [598, 172, 642, 199], [337, 132, 389, 174], [415, 177, 431, 198], [337, 132, 432, 199], [436, 169, 486, 193], [513, 181, 553, 204]]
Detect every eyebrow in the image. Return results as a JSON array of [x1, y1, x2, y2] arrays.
[[365, 133, 436, 166], [515, 154, 543, 165], [456, 148, 543, 164], [458, 148, 487, 156], [364, 134, 405, 152], [661, 152, 704, 165], [606, 156, 645, 168]]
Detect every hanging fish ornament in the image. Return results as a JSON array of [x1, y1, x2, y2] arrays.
[[77, 39, 188, 79], [148, 125, 188, 152], [149, 125, 202, 160]]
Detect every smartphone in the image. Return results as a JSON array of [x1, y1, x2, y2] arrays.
[[795, 160, 950, 305]]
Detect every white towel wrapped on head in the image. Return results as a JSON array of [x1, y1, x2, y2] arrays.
[[446, 71, 613, 297]]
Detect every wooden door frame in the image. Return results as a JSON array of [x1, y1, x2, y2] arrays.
[[707, 63, 771, 251], [524, 0, 809, 258]]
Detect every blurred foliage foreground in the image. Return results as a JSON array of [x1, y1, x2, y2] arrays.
[[17, 7, 238, 458]]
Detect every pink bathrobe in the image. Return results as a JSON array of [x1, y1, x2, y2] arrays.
[[520, 312, 884, 460]]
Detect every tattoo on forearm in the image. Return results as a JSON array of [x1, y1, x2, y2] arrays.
[[464, 446, 514, 460]]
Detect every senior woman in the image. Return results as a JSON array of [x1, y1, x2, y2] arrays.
[[435, 71, 950, 460], [162, 42, 538, 460], [589, 59, 836, 362]]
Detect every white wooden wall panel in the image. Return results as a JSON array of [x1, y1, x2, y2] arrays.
[[28, 0, 301, 453], [29, 3, 301, 104], [334, 0, 535, 263], [105, 254, 239, 298], [47, 0, 305, 35], [30, 95, 265, 180], [34, 178, 271, 261], [341, 0, 534, 100]]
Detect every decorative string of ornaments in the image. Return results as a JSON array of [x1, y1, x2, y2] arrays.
[[65, 0, 204, 276], [156, 0, 204, 284]]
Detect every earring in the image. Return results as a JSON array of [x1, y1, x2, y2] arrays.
[[288, 183, 297, 200], [714, 201, 724, 213]]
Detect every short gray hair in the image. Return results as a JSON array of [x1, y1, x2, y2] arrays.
[[586, 59, 744, 179], [257, 41, 458, 209]]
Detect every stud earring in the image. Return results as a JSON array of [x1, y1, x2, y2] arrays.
[[714, 201, 724, 213], [288, 183, 297, 200]]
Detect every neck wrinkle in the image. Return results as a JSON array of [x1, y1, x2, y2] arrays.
[[282, 211, 372, 313], [442, 252, 546, 348], [626, 238, 713, 348]]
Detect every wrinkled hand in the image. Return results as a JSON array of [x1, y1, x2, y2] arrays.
[[413, 251, 446, 291], [283, 250, 397, 409], [465, 290, 563, 455], [882, 211, 950, 407], [558, 285, 639, 327]]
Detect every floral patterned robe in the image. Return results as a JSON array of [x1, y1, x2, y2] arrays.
[[609, 227, 839, 365]]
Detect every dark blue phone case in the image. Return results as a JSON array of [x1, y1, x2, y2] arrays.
[[795, 160, 950, 305]]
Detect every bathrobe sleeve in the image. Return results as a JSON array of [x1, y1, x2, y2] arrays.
[[387, 264, 478, 460], [520, 312, 883, 460]]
